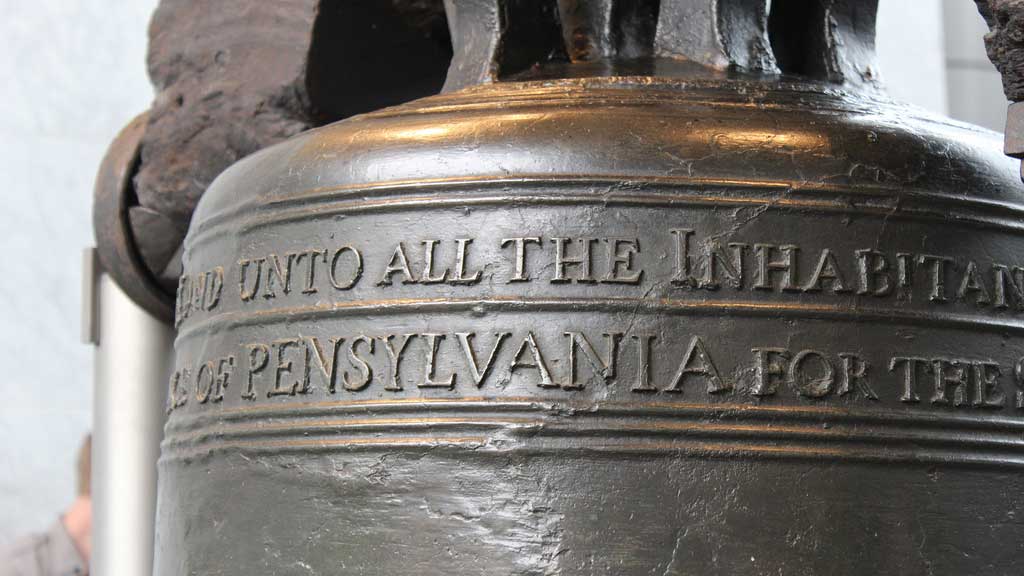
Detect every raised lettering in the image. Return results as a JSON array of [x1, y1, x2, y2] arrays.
[[668, 336, 728, 393], [971, 361, 1004, 408], [803, 249, 850, 293], [602, 238, 643, 284], [420, 333, 456, 388], [378, 243, 417, 286], [381, 334, 415, 391], [300, 249, 325, 294], [564, 331, 620, 389], [194, 360, 216, 404], [895, 252, 913, 299], [167, 369, 189, 413], [551, 238, 597, 284], [754, 244, 800, 292], [420, 240, 449, 284], [931, 359, 967, 406], [452, 238, 482, 284], [670, 229, 697, 287], [855, 249, 892, 296], [918, 254, 953, 302], [263, 253, 297, 298], [500, 237, 541, 282], [889, 356, 926, 403], [238, 258, 263, 302], [993, 265, 1024, 310], [306, 336, 344, 393], [268, 338, 304, 396], [957, 260, 991, 305], [329, 246, 362, 290], [243, 343, 270, 400], [511, 332, 554, 388], [211, 356, 233, 402], [751, 347, 789, 396], [699, 241, 746, 291], [788, 350, 834, 398], [457, 332, 509, 387], [837, 353, 876, 400], [631, 335, 657, 392], [343, 336, 375, 391]]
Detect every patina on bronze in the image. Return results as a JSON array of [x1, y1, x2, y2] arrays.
[[159, 1, 1024, 574]]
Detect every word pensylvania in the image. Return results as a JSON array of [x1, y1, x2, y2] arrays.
[[169, 329, 1023, 414]]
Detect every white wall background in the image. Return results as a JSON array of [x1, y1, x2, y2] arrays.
[[0, 0, 157, 545], [943, 0, 1011, 131], [0, 0, 1010, 548], [877, 0, 948, 116]]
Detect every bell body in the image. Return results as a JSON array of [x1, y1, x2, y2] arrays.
[[160, 70, 1024, 575]]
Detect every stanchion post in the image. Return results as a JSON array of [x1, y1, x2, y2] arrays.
[[83, 247, 173, 576]]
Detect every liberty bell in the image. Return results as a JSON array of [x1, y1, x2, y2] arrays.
[[157, 1, 1024, 574]]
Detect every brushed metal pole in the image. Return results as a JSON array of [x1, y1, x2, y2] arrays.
[[85, 248, 173, 576]]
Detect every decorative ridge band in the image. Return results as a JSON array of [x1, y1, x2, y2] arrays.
[[161, 400, 1024, 469], [187, 178, 1024, 252], [175, 296, 1024, 345], [164, 397, 1024, 432]]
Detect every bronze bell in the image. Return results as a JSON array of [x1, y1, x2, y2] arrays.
[[159, 1, 1024, 573]]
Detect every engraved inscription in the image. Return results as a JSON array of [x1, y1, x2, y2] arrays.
[[239, 246, 363, 301], [378, 239, 482, 286], [170, 223, 1024, 417], [175, 267, 223, 327], [177, 230, 1024, 329], [168, 329, 1024, 414]]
